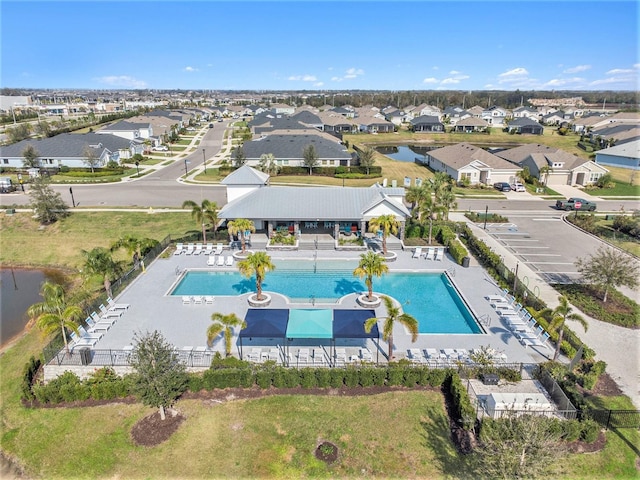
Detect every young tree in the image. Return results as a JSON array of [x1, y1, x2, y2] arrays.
[[27, 281, 83, 355], [473, 413, 568, 479], [6, 123, 31, 143], [365, 295, 418, 361], [227, 218, 255, 253], [82, 145, 101, 173], [302, 143, 319, 175], [405, 184, 431, 220], [416, 194, 444, 244], [576, 246, 639, 302], [233, 146, 246, 167], [82, 247, 122, 299], [29, 176, 69, 224], [368, 214, 399, 255], [22, 144, 41, 168], [257, 153, 280, 175], [358, 146, 376, 175], [539, 165, 552, 187], [182, 199, 219, 243], [129, 330, 188, 420], [353, 251, 389, 301], [207, 313, 246, 356], [237, 251, 276, 301], [111, 235, 159, 272], [543, 295, 589, 362], [435, 189, 458, 221]]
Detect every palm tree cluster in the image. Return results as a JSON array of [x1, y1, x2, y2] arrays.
[[405, 172, 458, 244]]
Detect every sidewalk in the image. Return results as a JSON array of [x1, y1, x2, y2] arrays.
[[452, 212, 640, 408]]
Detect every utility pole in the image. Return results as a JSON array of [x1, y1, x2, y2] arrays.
[[202, 148, 207, 174]]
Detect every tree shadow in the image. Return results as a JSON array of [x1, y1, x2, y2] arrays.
[[231, 278, 254, 294], [333, 278, 363, 296]]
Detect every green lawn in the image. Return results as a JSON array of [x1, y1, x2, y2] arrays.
[[588, 180, 640, 197]]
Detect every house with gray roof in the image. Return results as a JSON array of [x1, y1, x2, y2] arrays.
[[356, 113, 394, 133], [494, 144, 608, 186], [512, 106, 539, 119], [218, 166, 411, 242], [410, 115, 444, 133], [317, 111, 358, 135], [238, 132, 353, 168], [452, 117, 489, 133], [424, 142, 520, 186], [595, 140, 640, 170], [588, 123, 640, 147], [0, 132, 137, 169], [95, 120, 153, 140], [506, 117, 544, 135], [482, 105, 508, 127]]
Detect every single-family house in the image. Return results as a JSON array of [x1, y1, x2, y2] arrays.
[[317, 111, 359, 135], [95, 120, 153, 140], [384, 109, 405, 126], [270, 103, 296, 115], [237, 132, 353, 168], [495, 144, 608, 186], [506, 117, 544, 135], [588, 123, 640, 148], [423, 142, 520, 186], [357, 113, 394, 134], [595, 140, 640, 170], [409, 115, 444, 133], [442, 106, 471, 126], [512, 106, 539, 119], [452, 117, 490, 133], [482, 106, 508, 127], [466, 105, 485, 118]]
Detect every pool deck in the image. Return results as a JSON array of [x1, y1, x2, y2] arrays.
[[89, 246, 552, 366]]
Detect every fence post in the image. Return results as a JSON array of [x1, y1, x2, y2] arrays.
[[606, 409, 612, 430]]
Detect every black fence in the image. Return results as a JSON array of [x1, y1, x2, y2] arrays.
[[585, 409, 640, 429], [48, 348, 215, 369]]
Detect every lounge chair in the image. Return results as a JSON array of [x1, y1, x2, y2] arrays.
[[424, 348, 440, 361], [192, 296, 203, 305], [207, 256, 217, 266], [335, 348, 347, 366], [78, 325, 103, 341], [435, 247, 444, 261], [225, 256, 234, 267], [297, 348, 310, 364], [99, 303, 123, 319], [412, 247, 423, 259], [268, 348, 280, 363], [425, 247, 435, 260], [194, 243, 203, 255], [184, 243, 195, 255], [173, 243, 184, 255], [204, 296, 215, 304], [213, 243, 223, 255], [107, 297, 130, 310], [204, 243, 214, 255], [485, 295, 509, 303], [360, 347, 373, 362], [408, 348, 425, 363], [182, 296, 192, 305], [217, 255, 225, 267], [313, 348, 325, 365]]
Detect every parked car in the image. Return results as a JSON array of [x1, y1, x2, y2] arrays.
[[152, 145, 169, 151], [555, 197, 596, 211], [493, 182, 511, 192], [208, 123, 214, 128]]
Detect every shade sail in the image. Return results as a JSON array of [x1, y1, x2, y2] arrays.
[[286, 309, 333, 339], [333, 309, 379, 338], [240, 309, 289, 338]]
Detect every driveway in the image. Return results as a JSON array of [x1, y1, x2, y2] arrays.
[[550, 184, 601, 202]]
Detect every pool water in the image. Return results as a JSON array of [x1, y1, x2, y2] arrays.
[[171, 260, 481, 334]]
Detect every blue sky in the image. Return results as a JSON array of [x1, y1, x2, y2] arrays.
[[1, 1, 638, 91]]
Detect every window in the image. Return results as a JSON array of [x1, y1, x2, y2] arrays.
[[460, 172, 472, 181], [589, 172, 602, 182], [2, 159, 7, 164]]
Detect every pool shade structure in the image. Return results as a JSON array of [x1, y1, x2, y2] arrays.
[[239, 308, 380, 364]]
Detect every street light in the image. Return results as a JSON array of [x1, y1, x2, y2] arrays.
[[184, 159, 190, 177], [202, 148, 206, 174], [483, 205, 488, 230]]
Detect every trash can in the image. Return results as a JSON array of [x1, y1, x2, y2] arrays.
[[79, 348, 92, 366], [481, 373, 499, 385], [462, 256, 470, 268]]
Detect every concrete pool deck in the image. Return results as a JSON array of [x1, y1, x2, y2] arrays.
[[87, 246, 552, 366]]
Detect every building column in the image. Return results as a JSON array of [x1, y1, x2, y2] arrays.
[[267, 222, 273, 238], [399, 221, 405, 241], [294, 221, 300, 237], [360, 220, 367, 237], [333, 222, 339, 239]]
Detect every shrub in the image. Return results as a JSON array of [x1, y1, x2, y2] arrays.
[[403, 368, 420, 387], [421, 368, 448, 387], [315, 368, 331, 388], [372, 368, 387, 386], [447, 373, 476, 430], [329, 368, 345, 388], [283, 368, 301, 388], [300, 368, 317, 388], [386, 368, 404, 386], [272, 367, 287, 388], [344, 367, 359, 387], [359, 367, 375, 387], [580, 419, 600, 443], [255, 369, 273, 389], [21, 356, 41, 401], [447, 238, 468, 265], [561, 419, 583, 442]]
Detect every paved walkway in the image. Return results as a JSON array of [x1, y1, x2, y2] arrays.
[[452, 212, 640, 408]]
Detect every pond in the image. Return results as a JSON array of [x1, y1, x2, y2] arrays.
[[375, 145, 439, 162], [0, 268, 66, 347]]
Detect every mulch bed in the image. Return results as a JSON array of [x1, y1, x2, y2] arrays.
[[314, 441, 339, 464], [582, 373, 624, 397], [566, 431, 607, 454], [131, 409, 186, 447]]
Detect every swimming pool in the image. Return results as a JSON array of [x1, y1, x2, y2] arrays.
[[171, 260, 482, 334]]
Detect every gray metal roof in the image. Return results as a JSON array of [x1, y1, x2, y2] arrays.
[[0, 132, 131, 158], [241, 133, 351, 161], [220, 164, 270, 185], [219, 185, 410, 221]]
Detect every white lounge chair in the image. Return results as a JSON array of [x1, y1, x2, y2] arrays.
[[225, 256, 234, 267], [173, 243, 184, 255], [213, 243, 223, 255], [192, 296, 203, 305], [412, 247, 423, 259], [485, 295, 509, 303], [313, 348, 325, 365], [435, 247, 444, 261], [297, 348, 310, 364], [204, 243, 214, 255], [424, 348, 439, 361], [335, 348, 347, 366], [268, 348, 280, 362], [194, 243, 203, 255], [425, 247, 435, 260], [360, 347, 373, 362], [408, 348, 425, 363], [184, 243, 195, 255], [207, 256, 217, 266], [107, 297, 130, 310], [204, 296, 215, 304], [182, 296, 192, 305], [217, 255, 225, 267]]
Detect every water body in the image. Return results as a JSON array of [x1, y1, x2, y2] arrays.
[[0, 268, 65, 347], [375, 145, 438, 162]]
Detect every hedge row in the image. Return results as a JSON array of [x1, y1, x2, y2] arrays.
[[21, 356, 41, 401], [437, 225, 469, 266]]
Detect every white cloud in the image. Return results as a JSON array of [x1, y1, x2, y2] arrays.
[[422, 77, 438, 84], [184, 66, 198, 72], [449, 70, 461, 75], [563, 65, 591, 74], [331, 67, 364, 82], [605, 68, 634, 75], [331, 76, 341, 82], [288, 74, 318, 82], [313, 82, 324, 87], [543, 77, 586, 88], [498, 67, 529, 79], [346, 68, 364, 76], [95, 75, 147, 88]]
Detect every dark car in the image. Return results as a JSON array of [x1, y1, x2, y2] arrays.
[[555, 197, 596, 211], [493, 182, 511, 192]]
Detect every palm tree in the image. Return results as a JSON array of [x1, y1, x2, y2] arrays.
[[207, 312, 246, 357], [543, 296, 588, 361], [227, 218, 255, 253], [405, 184, 432, 221], [539, 165, 552, 187], [111, 235, 159, 272], [436, 189, 458, 221], [237, 251, 275, 301], [182, 199, 219, 243], [353, 251, 389, 301], [364, 295, 418, 361], [368, 214, 399, 255], [27, 282, 83, 355], [82, 247, 122, 299], [416, 194, 445, 244]]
